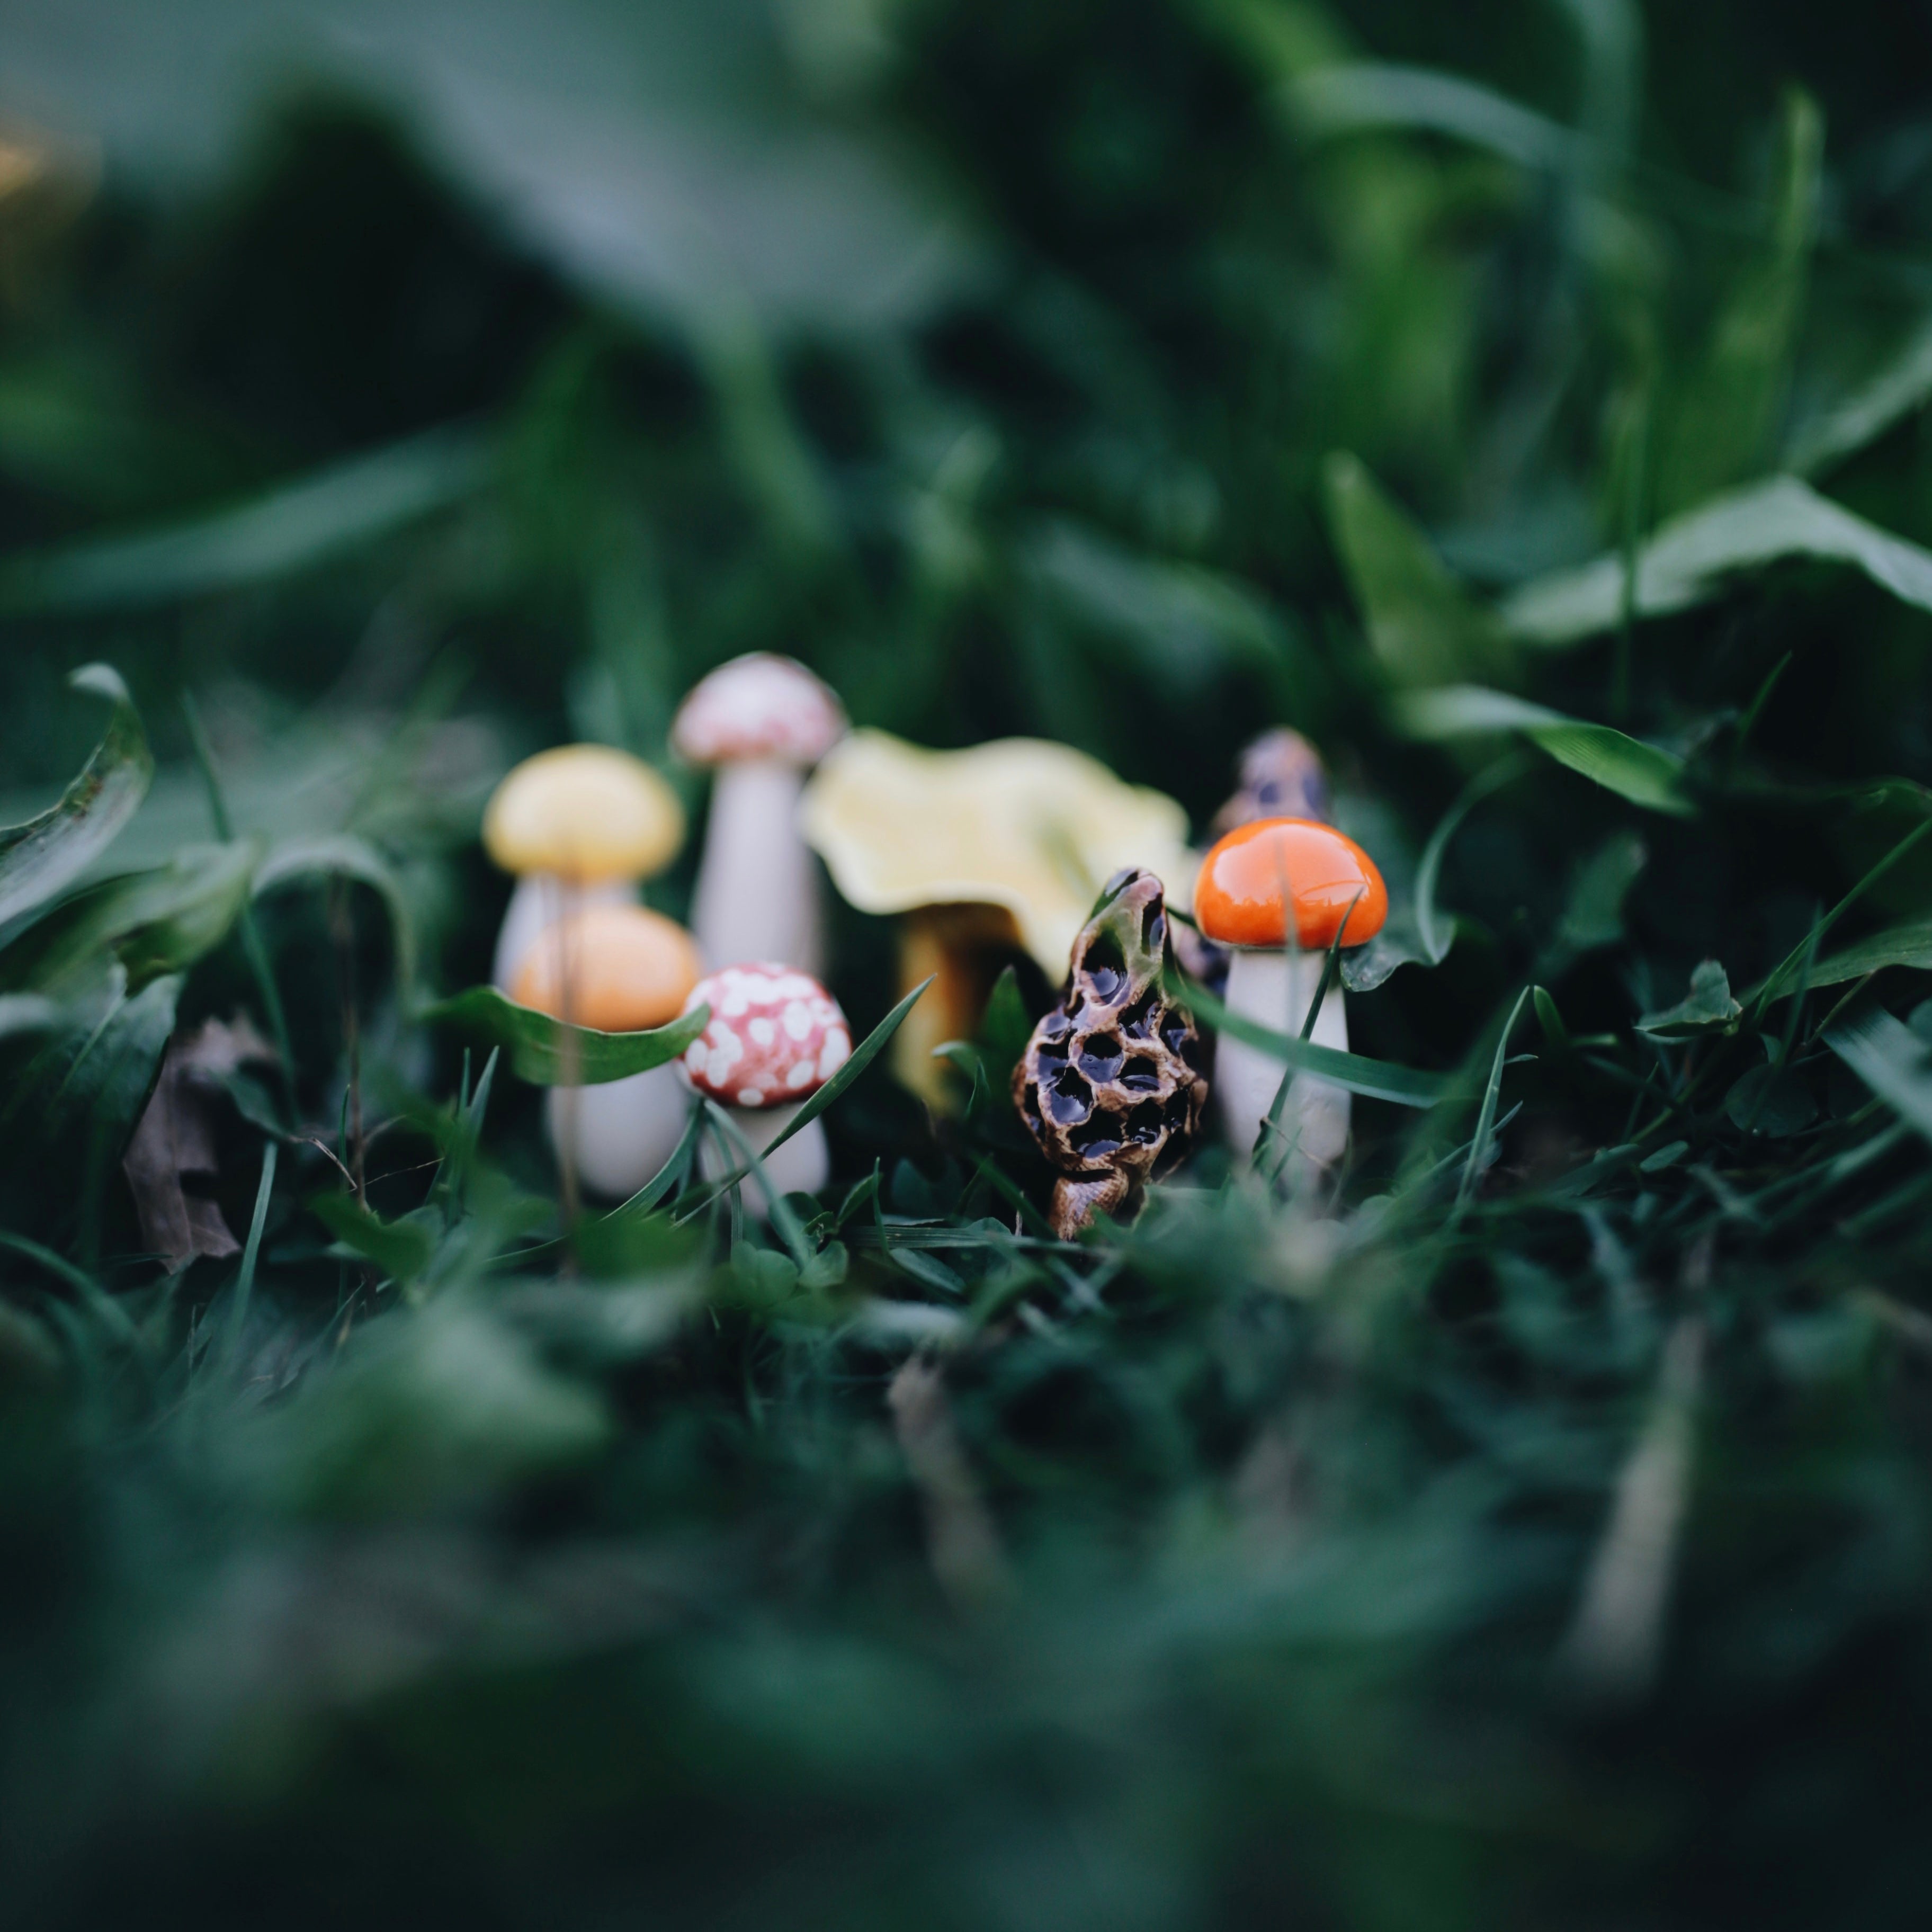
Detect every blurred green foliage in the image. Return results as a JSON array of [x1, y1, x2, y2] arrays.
[[9, 0, 1932, 1925]]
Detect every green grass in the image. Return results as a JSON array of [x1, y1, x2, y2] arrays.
[[7, 2, 1932, 1925]]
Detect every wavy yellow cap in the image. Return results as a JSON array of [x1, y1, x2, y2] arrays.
[[801, 730, 1196, 973]]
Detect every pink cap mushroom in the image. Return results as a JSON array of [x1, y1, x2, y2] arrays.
[[678, 963, 851, 1206], [672, 654, 847, 767], [673, 655, 847, 976]]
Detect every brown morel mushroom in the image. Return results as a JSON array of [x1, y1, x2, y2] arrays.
[[1012, 869, 1207, 1240]]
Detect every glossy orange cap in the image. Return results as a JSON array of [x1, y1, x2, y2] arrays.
[[511, 904, 702, 1033], [1193, 817, 1388, 951]]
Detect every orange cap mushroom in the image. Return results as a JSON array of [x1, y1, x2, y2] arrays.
[[1194, 818, 1388, 953], [511, 904, 702, 1034]]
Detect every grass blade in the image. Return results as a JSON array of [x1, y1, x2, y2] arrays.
[[1823, 1004, 1932, 1144], [703, 1100, 813, 1270], [1179, 976, 1448, 1107], [222, 1140, 277, 1366], [1457, 987, 1531, 1209], [1748, 816, 1932, 1019], [760, 976, 936, 1159]]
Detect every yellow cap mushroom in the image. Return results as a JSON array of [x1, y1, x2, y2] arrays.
[[802, 731, 1196, 971], [801, 731, 1196, 1102], [483, 745, 684, 884]]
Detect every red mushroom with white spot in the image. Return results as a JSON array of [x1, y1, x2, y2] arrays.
[[673, 654, 846, 976], [678, 963, 852, 1210]]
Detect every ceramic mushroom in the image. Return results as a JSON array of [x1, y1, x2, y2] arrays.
[[1178, 728, 1338, 990], [800, 730, 1197, 1105], [1013, 869, 1207, 1239], [511, 904, 703, 1198], [1192, 817, 1387, 1178], [484, 745, 685, 991], [672, 654, 847, 977], [678, 963, 852, 1214], [1210, 728, 1334, 838]]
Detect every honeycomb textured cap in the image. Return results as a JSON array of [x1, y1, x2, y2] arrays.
[[678, 963, 851, 1108], [1012, 870, 1206, 1239], [484, 746, 684, 882], [672, 654, 846, 766]]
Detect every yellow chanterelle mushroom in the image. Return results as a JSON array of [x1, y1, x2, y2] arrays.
[[800, 730, 1196, 1102]]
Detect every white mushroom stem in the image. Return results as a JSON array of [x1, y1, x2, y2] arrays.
[[492, 874, 632, 990], [690, 757, 822, 974], [545, 1065, 692, 1200], [697, 1100, 830, 1215], [1218, 947, 1350, 1173]]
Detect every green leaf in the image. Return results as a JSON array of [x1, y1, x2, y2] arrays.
[[1769, 918, 1932, 994], [1748, 818, 1932, 1016], [1545, 832, 1648, 973], [1525, 722, 1692, 816], [978, 966, 1034, 1088], [1336, 918, 1436, 995], [1501, 476, 1932, 644], [1823, 1004, 1932, 1146], [1533, 986, 1571, 1054], [1726, 1063, 1818, 1138], [1180, 976, 1448, 1107], [1413, 762, 1522, 968], [0, 664, 153, 929], [255, 833, 419, 992], [1654, 90, 1822, 514], [309, 1193, 441, 1285], [1327, 821, 1422, 995], [1324, 454, 1513, 688], [423, 986, 709, 1087], [1395, 686, 1691, 815], [0, 974, 181, 1249], [1637, 960, 1742, 1036], [1787, 308, 1932, 478], [0, 427, 488, 612], [799, 1241, 850, 1291], [0, 842, 259, 994]]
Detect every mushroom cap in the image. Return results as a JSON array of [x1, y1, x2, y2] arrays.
[[672, 653, 847, 767], [1013, 870, 1206, 1196], [678, 963, 852, 1110], [1211, 728, 1332, 837], [510, 904, 703, 1033], [484, 746, 684, 883], [1194, 817, 1388, 952], [800, 730, 1196, 973]]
